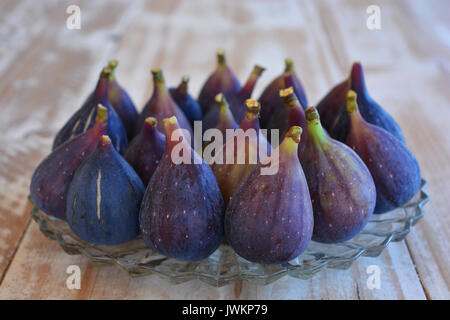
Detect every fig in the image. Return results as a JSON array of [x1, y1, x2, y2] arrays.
[[53, 67, 128, 154], [66, 135, 145, 245], [107, 60, 139, 140], [211, 99, 271, 205], [317, 62, 405, 143], [139, 116, 224, 261], [345, 91, 421, 214], [228, 65, 265, 124], [124, 117, 166, 186], [30, 105, 109, 221], [197, 49, 241, 114], [301, 106, 376, 243], [225, 126, 313, 264], [135, 69, 193, 138], [266, 86, 307, 154], [259, 58, 308, 127], [202, 65, 265, 131], [169, 76, 202, 126]]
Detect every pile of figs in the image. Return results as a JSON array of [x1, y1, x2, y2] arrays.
[[30, 51, 421, 264]]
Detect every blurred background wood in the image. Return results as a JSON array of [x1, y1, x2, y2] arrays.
[[0, 0, 448, 299]]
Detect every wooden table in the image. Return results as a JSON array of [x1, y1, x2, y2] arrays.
[[0, 0, 448, 300]]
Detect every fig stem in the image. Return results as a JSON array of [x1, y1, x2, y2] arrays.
[[279, 86, 301, 109], [346, 90, 358, 113], [305, 106, 328, 145], [108, 60, 118, 80], [215, 93, 229, 114], [217, 49, 226, 66], [95, 104, 108, 124], [144, 117, 158, 129], [284, 58, 294, 72], [245, 99, 261, 118], [178, 76, 189, 94]]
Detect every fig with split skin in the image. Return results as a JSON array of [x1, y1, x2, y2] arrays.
[[225, 126, 313, 264], [52, 67, 128, 154], [211, 99, 271, 205], [169, 76, 202, 126], [139, 116, 224, 261], [259, 58, 308, 128], [301, 106, 376, 243], [135, 69, 193, 137], [124, 117, 166, 186], [66, 135, 145, 245], [30, 105, 109, 221], [106, 60, 139, 140], [198, 49, 241, 114], [345, 90, 421, 214], [317, 62, 405, 143]]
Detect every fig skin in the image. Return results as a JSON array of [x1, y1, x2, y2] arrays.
[[266, 86, 307, 153], [202, 65, 264, 132], [107, 60, 139, 140], [317, 62, 405, 143], [225, 126, 313, 264], [301, 106, 376, 243], [259, 58, 308, 128], [66, 135, 145, 245], [345, 91, 421, 214], [30, 105, 108, 221], [124, 117, 166, 186], [211, 99, 271, 205], [52, 67, 128, 154], [169, 76, 202, 126], [198, 49, 241, 114], [139, 117, 224, 261], [135, 69, 193, 138]]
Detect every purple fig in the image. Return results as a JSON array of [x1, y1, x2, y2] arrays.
[[139, 116, 224, 261], [107, 60, 139, 140], [198, 49, 241, 114], [124, 117, 166, 186], [259, 58, 308, 127], [202, 92, 239, 134], [202, 65, 265, 131], [66, 135, 145, 245], [169, 76, 202, 126], [301, 106, 376, 243], [211, 99, 271, 205], [52, 67, 128, 154], [228, 65, 266, 124], [266, 86, 307, 154], [30, 105, 109, 220], [225, 126, 313, 264], [345, 91, 421, 214], [317, 62, 405, 143], [135, 69, 193, 138]]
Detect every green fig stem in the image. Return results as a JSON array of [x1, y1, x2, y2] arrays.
[[100, 67, 112, 79], [108, 60, 118, 80], [215, 93, 229, 114], [178, 76, 189, 94], [244, 99, 261, 120], [280, 126, 302, 156], [305, 106, 328, 145], [346, 90, 358, 113], [95, 104, 108, 124], [279, 86, 301, 109], [152, 69, 165, 86], [144, 117, 158, 129], [217, 49, 226, 66], [284, 58, 294, 72], [99, 135, 112, 148]]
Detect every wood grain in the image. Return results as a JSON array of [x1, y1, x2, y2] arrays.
[[0, 0, 448, 299]]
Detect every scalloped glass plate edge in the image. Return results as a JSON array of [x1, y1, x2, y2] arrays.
[[29, 179, 429, 287]]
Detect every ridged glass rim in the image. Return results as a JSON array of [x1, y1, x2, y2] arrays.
[[29, 179, 429, 287]]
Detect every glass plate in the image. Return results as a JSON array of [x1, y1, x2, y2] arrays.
[[29, 179, 429, 287]]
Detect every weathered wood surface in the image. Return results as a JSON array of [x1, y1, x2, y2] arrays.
[[0, 0, 448, 299]]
